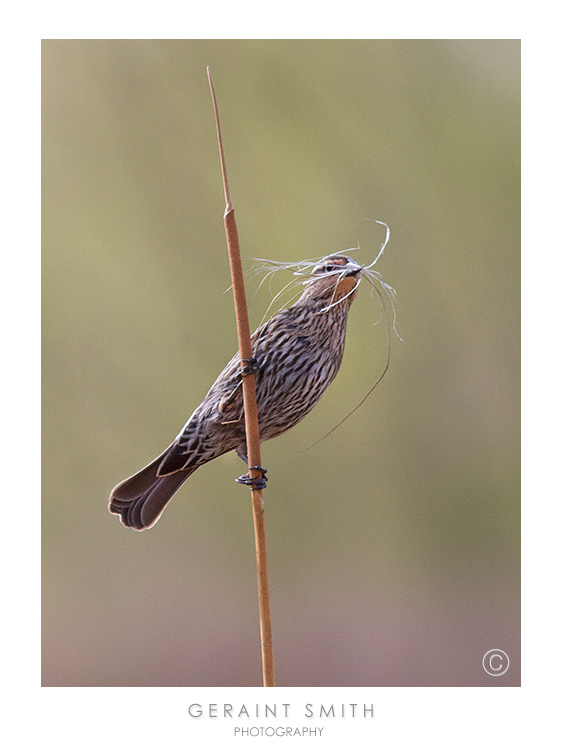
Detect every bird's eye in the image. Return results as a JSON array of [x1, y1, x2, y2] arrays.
[[323, 264, 335, 273]]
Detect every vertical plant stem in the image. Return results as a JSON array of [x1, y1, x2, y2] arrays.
[[207, 67, 275, 687]]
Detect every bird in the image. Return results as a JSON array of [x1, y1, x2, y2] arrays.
[[109, 254, 364, 530]]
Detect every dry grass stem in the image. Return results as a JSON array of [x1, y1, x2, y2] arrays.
[[207, 67, 275, 687]]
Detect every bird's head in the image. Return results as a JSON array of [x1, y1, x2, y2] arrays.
[[304, 254, 364, 307]]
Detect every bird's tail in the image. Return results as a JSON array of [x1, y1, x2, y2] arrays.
[[109, 448, 196, 531]]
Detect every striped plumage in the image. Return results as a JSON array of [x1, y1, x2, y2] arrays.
[[109, 254, 363, 530]]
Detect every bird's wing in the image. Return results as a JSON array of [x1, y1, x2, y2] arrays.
[[155, 317, 280, 476], [155, 353, 244, 476]]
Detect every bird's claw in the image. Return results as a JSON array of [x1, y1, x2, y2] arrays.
[[236, 465, 268, 490], [241, 357, 259, 377]]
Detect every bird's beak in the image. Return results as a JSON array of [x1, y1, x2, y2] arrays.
[[344, 261, 363, 277]]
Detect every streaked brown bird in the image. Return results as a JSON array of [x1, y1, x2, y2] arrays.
[[109, 254, 363, 530]]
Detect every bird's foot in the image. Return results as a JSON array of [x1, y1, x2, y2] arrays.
[[241, 357, 259, 377], [236, 465, 268, 490]]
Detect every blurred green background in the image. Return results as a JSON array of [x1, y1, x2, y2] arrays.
[[42, 40, 520, 687]]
